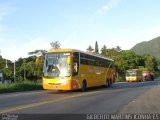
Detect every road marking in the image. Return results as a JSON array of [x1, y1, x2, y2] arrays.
[[0, 90, 103, 114], [0, 90, 52, 100]]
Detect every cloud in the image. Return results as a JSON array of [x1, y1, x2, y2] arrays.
[[96, 0, 121, 16], [1, 32, 78, 61], [1, 37, 51, 61], [104, 25, 160, 50], [105, 37, 135, 50], [96, 6, 109, 16], [0, 2, 50, 61]]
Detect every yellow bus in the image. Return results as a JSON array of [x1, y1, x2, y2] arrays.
[[126, 69, 143, 82], [42, 49, 115, 91]]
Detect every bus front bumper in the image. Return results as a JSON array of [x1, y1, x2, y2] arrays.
[[43, 80, 80, 90], [126, 78, 137, 82]]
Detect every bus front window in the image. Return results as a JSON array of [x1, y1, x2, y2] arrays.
[[43, 53, 71, 77], [126, 71, 136, 77]]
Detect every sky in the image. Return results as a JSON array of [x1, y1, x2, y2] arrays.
[[0, 0, 160, 61]]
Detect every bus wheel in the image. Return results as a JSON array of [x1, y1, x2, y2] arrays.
[[82, 80, 87, 92]]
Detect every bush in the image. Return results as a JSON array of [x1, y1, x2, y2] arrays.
[[0, 80, 43, 94], [154, 71, 160, 79], [116, 74, 126, 82]]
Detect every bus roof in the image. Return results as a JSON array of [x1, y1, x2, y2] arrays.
[[46, 49, 114, 61]]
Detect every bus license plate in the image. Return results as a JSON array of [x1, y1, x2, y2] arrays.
[[52, 85, 57, 88]]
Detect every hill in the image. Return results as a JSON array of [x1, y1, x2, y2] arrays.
[[131, 36, 160, 59]]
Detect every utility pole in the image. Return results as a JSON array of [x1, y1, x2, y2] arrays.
[[6, 59, 8, 68], [14, 61, 16, 82], [24, 59, 26, 80]]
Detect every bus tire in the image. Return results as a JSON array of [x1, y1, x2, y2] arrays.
[[81, 80, 87, 92]]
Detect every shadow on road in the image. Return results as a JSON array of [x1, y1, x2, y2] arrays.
[[45, 80, 160, 94]]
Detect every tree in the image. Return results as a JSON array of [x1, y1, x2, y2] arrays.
[[28, 50, 46, 56], [107, 48, 118, 58], [87, 45, 94, 53], [115, 46, 121, 52], [15, 56, 43, 81], [111, 50, 140, 75], [144, 55, 157, 72], [0, 58, 13, 80], [95, 41, 99, 54], [100, 45, 119, 58], [50, 41, 61, 49], [1, 68, 13, 80], [101, 45, 107, 56]]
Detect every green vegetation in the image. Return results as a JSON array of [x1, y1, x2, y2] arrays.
[[50, 41, 61, 49], [131, 36, 160, 59], [0, 80, 42, 94], [0, 50, 44, 93], [86, 45, 94, 53], [95, 41, 99, 54], [116, 75, 125, 82], [0, 40, 160, 93], [0, 55, 44, 82], [86, 41, 160, 82], [103, 49, 160, 82]]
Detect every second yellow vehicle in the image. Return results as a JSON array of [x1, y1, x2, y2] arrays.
[[126, 69, 143, 82]]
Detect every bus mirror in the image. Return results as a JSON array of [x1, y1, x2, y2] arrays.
[[36, 58, 40, 65], [67, 56, 71, 64], [36, 56, 44, 65]]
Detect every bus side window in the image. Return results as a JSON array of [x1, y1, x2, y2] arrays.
[[73, 52, 79, 76]]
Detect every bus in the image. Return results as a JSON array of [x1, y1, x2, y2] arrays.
[[126, 69, 143, 82], [42, 49, 115, 91]]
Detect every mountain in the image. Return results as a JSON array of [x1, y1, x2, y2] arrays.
[[131, 36, 160, 59]]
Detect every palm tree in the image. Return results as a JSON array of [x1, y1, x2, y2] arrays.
[[115, 46, 121, 52], [50, 41, 61, 49], [87, 45, 94, 53], [101, 45, 107, 57]]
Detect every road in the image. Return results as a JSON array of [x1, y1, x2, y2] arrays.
[[0, 80, 160, 119]]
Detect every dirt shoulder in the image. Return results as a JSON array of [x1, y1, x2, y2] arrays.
[[120, 86, 160, 113]]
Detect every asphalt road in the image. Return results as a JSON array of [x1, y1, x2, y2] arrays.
[[0, 80, 160, 119]]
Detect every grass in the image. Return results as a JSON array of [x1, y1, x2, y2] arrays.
[[116, 75, 126, 82], [0, 80, 43, 94]]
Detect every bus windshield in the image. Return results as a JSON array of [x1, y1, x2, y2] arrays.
[[43, 53, 71, 77], [126, 71, 136, 76]]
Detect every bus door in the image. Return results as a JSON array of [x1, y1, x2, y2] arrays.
[[72, 52, 79, 78]]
